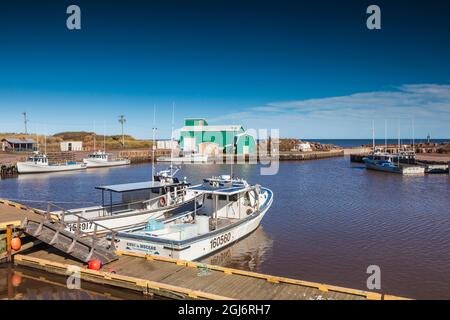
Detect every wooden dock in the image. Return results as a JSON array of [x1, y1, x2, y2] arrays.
[[13, 248, 408, 300], [1, 199, 409, 300]]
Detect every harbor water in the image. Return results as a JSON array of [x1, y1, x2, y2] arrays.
[[1, 158, 450, 299]]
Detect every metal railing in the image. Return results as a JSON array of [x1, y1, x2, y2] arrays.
[[57, 185, 198, 219], [46, 202, 118, 251]]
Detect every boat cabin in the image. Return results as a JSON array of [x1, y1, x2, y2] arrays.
[[26, 154, 48, 165]]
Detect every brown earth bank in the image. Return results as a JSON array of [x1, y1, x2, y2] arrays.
[[278, 138, 341, 152], [1, 132, 152, 152]]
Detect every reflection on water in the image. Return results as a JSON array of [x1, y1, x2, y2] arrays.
[[200, 227, 273, 272], [0, 265, 153, 300]]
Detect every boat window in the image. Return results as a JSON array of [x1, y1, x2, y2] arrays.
[[218, 195, 227, 201], [206, 194, 213, 199], [229, 194, 238, 202]]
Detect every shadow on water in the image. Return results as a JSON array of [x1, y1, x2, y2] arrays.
[[0, 264, 158, 300]]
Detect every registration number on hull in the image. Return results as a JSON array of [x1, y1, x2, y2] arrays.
[[210, 232, 232, 250], [67, 221, 93, 232]]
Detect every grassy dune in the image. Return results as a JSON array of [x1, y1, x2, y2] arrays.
[[1, 132, 152, 151]]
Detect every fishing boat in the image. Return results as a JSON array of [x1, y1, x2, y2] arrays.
[[113, 175, 273, 261], [83, 151, 131, 168], [157, 153, 209, 163], [52, 169, 200, 234], [16, 154, 86, 174], [363, 151, 425, 175], [362, 121, 424, 175]]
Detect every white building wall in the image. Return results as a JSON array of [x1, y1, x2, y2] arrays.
[[157, 140, 179, 150], [60, 141, 83, 151]]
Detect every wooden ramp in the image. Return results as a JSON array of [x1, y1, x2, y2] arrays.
[[0, 199, 117, 265], [14, 247, 409, 300]]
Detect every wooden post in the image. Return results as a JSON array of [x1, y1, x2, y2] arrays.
[[6, 224, 12, 262]]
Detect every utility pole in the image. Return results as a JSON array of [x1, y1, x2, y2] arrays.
[[22, 112, 28, 134], [118, 115, 126, 148]]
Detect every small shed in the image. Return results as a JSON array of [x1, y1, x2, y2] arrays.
[[1, 138, 36, 152], [296, 143, 312, 152], [60, 141, 83, 152]]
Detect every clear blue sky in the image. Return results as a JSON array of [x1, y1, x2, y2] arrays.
[[0, 0, 449, 139]]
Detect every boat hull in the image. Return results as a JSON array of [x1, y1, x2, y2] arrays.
[[17, 162, 86, 174], [364, 159, 425, 175], [83, 158, 131, 168], [115, 188, 273, 261], [157, 156, 208, 163]]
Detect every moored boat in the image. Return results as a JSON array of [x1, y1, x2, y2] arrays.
[[52, 171, 199, 234], [363, 151, 425, 175], [157, 153, 208, 163], [17, 154, 86, 174], [113, 175, 273, 261], [83, 151, 131, 168]]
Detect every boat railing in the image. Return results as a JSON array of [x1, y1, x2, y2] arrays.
[[55, 184, 201, 219], [46, 201, 118, 251]]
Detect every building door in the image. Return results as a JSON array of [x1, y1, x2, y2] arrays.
[[68, 143, 72, 151], [184, 137, 196, 152]]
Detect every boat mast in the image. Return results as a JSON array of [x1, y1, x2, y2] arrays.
[[35, 126, 39, 152], [384, 119, 387, 152], [103, 121, 106, 152], [152, 104, 157, 182], [372, 120, 375, 153], [93, 120, 96, 151], [44, 125, 47, 155], [170, 102, 175, 177], [397, 121, 400, 165]]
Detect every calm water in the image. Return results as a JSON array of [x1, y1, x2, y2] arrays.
[[1, 158, 450, 299]]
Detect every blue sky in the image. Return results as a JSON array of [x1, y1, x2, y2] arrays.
[[0, 0, 449, 139]]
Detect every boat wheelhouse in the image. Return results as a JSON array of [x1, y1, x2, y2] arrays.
[[52, 175, 199, 234], [114, 176, 273, 261]]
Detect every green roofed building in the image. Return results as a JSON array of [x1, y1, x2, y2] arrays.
[[179, 118, 256, 155]]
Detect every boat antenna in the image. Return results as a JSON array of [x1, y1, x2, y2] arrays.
[[35, 126, 39, 152], [170, 102, 175, 177], [372, 120, 375, 153], [44, 124, 47, 155], [93, 120, 96, 151], [384, 119, 387, 152], [397, 120, 400, 166], [412, 118, 415, 151], [152, 104, 157, 182], [103, 121, 106, 152]]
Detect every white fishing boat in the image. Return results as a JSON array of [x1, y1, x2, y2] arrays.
[[51, 170, 200, 234], [83, 151, 131, 168], [17, 154, 86, 174], [363, 150, 425, 175], [157, 153, 209, 163], [114, 175, 273, 261]]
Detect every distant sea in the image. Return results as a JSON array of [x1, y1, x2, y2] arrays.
[[304, 139, 450, 148]]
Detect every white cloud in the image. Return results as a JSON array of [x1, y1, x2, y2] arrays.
[[210, 84, 450, 138]]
